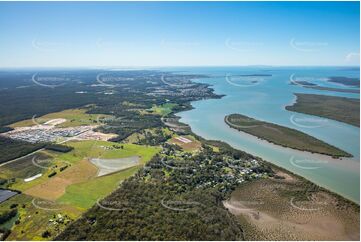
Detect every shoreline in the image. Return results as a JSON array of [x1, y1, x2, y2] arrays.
[[181, 111, 359, 204], [177, 76, 359, 205]]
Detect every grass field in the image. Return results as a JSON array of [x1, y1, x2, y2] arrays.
[[0, 193, 80, 241], [10, 108, 110, 128], [0, 152, 50, 180], [150, 103, 178, 116], [58, 166, 140, 210], [58, 140, 160, 164], [225, 113, 351, 158], [0, 137, 160, 240], [24, 159, 98, 200]]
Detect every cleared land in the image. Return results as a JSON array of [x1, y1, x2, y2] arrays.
[[168, 135, 202, 152], [57, 140, 160, 164], [24, 159, 98, 200], [286, 93, 360, 127], [224, 169, 360, 240], [225, 113, 351, 157], [10, 108, 109, 128], [0, 139, 160, 240], [22, 140, 160, 200]]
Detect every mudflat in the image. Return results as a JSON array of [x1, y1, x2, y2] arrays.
[[224, 168, 360, 240]]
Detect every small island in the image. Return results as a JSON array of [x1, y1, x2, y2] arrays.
[[225, 113, 352, 158], [286, 93, 360, 127], [290, 76, 360, 93]]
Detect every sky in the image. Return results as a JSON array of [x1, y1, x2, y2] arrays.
[[0, 1, 359, 67]]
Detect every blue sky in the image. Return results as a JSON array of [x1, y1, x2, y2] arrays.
[[0, 1, 359, 67]]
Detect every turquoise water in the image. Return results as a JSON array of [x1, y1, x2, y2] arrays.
[[163, 66, 360, 203]]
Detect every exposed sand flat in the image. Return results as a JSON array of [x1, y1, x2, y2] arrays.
[[224, 173, 360, 241]]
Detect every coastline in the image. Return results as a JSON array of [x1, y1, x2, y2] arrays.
[[179, 109, 359, 204], [177, 76, 360, 205]]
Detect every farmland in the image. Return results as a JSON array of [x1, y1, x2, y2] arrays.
[[0, 137, 160, 240]]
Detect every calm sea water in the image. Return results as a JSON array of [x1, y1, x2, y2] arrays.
[[162, 66, 360, 203]]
